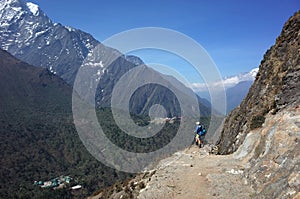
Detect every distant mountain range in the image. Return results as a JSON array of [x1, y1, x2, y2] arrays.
[[225, 80, 253, 112], [0, 0, 210, 117], [194, 68, 259, 113]]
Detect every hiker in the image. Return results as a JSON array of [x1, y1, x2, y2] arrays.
[[194, 122, 206, 148]]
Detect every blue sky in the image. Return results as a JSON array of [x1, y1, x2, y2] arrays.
[[30, 0, 299, 81]]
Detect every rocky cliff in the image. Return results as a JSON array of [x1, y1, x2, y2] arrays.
[[217, 11, 300, 154], [214, 11, 300, 198]]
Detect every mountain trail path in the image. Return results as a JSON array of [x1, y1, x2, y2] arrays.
[[137, 145, 255, 199]]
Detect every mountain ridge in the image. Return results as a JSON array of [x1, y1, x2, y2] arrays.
[[0, 0, 99, 83], [195, 68, 258, 113], [217, 10, 300, 154], [0, 0, 211, 117]]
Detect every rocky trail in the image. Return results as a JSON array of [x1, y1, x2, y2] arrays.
[[137, 145, 255, 199], [90, 144, 256, 199]]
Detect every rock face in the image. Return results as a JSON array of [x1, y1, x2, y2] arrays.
[[241, 106, 300, 198], [0, 0, 99, 83], [214, 10, 300, 198], [217, 11, 300, 154]]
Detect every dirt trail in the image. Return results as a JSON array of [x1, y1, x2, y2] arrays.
[[138, 146, 254, 199]]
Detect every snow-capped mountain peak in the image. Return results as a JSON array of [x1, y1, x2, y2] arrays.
[[0, 0, 26, 11], [26, 2, 39, 16], [0, 0, 44, 29], [249, 67, 259, 78], [222, 67, 259, 87], [191, 67, 259, 93], [193, 67, 259, 113], [0, 0, 100, 80]]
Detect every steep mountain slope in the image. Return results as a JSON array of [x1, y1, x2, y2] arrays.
[[0, 49, 132, 198], [0, 0, 99, 84], [217, 10, 300, 154], [213, 10, 300, 198], [0, 0, 211, 117], [226, 80, 253, 112], [0, 47, 70, 114]]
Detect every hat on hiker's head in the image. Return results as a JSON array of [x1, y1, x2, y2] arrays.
[[196, 121, 200, 125]]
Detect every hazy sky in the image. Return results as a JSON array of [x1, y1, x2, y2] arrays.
[[30, 0, 299, 81]]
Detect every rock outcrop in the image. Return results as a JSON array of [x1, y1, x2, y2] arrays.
[[239, 106, 300, 198], [215, 10, 300, 198], [217, 11, 300, 154]]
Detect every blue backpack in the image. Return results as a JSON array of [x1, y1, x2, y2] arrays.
[[196, 125, 206, 136], [200, 128, 206, 136]]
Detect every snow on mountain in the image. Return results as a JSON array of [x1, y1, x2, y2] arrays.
[[0, 0, 146, 85], [0, 0, 210, 118], [249, 67, 259, 78], [26, 2, 39, 16], [193, 68, 259, 113], [0, 0, 25, 27], [0, 0, 100, 83], [192, 67, 259, 92], [223, 67, 259, 86]]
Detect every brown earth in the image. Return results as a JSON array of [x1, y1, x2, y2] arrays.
[[137, 147, 254, 199]]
